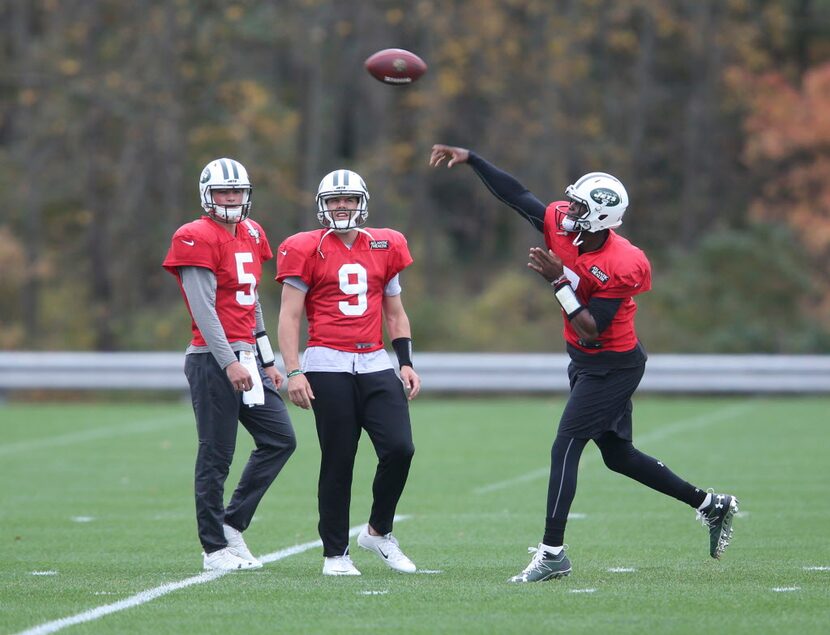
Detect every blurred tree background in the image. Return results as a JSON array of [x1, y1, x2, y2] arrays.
[[1, 0, 829, 353]]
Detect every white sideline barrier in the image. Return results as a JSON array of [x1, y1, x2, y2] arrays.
[[1, 351, 829, 394]]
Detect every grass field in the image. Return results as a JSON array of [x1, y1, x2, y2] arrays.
[[1, 395, 829, 634]]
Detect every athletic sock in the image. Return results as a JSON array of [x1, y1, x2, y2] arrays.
[[697, 493, 712, 510], [541, 543, 563, 556]]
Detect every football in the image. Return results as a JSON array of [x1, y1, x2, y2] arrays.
[[364, 48, 427, 85]]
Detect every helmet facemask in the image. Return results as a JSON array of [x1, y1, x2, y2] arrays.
[[205, 187, 252, 223], [317, 195, 368, 233], [316, 170, 370, 233]]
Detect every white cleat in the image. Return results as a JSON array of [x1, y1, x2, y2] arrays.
[[203, 547, 262, 571], [357, 526, 417, 573], [323, 555, 362, 576], [223, 523, 262, 566]]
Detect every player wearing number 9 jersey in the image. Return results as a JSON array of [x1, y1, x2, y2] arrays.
[[277, 226, 412, 352], [277, 169, 421, 576], [163, 157, 296, 572]]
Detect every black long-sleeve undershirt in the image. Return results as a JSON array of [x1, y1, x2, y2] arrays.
[[466, 151, 625, 339], [467, 151, 547, 233]]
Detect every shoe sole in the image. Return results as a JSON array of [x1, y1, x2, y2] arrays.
[[203, 563, 262, 571], [712, 497, 739, 559], [508, 568, 572, 583]]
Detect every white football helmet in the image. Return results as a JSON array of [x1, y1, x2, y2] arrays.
[[557, 172, 629, 233], [316, 169, 369, 232], [199, 157, 252, 223]]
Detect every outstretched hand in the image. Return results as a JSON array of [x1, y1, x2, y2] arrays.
[[429, 144, 470, 168], [527, 247, 565, 283]]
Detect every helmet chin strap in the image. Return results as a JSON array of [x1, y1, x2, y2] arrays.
[[324, 210, 363, 232], [211, 205, 244, 223], [560, 216, 586, 246], [317, 226, 375, 258]]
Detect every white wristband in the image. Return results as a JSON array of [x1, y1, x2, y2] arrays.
[[255, 331, 275, 366], [553, 283, 584, 319]]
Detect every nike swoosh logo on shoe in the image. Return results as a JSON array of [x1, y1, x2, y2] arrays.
[[378, 548, 389, 559]]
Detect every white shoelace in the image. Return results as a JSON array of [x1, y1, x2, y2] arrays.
[[520, 546, 548, 574], [695, 508, 712, 528], [376, 534, 410, 564]]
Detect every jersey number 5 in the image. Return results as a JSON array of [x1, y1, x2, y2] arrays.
[[235, 252, 256, 306], [338, 263, 368, 316]]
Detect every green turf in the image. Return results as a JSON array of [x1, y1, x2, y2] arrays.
[[1, 396, 829, 634]]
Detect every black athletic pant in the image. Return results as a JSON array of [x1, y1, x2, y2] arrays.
[[185, 353, 296, 553], [306, 369, 414, 557], [542, 363, 706, 547], [543, 433, 706, 546]]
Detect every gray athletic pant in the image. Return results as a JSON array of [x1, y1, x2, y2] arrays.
[[184, 352, 296, 554]]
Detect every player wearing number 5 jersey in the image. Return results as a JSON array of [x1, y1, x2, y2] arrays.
[[163, 158, 296, 571], [277, 169, 421, 576]]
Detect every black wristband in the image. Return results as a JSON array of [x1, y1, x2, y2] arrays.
[[392, 337, 413, 369]]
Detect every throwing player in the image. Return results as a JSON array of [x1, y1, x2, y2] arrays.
[[163, 158, 296, 571], [277, 169, 420, 576], [430, 144, 738, 582]]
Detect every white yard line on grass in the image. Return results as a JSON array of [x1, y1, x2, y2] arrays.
[[473, 402, 756, 494], [16, 516, 409, 635], [0, 413, 193, 457]]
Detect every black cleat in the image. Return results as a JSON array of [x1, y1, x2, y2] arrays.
[[696, 490, 739, 559], [508, 544, 572, 583]]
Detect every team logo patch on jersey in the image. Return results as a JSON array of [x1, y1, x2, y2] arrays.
[[369, 240, 389, 250], [590, 265, 610, 283], [246, 225, 261, 243]]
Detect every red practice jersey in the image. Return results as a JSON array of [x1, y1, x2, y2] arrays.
[[543, 201, 651, 353], [163, 216, 273, 346], [276, 229, 413, 353]]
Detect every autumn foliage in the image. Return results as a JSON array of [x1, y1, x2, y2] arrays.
[[742, 62, 830, 321]]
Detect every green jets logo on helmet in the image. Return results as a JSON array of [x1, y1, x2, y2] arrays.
[[590, 187, 620, 206], [200, 168, 211, 184]]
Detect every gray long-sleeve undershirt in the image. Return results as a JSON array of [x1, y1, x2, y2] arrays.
[[179, 266, 260, 369]]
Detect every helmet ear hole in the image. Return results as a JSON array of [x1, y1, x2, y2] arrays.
[[598, 214, 608, 221]]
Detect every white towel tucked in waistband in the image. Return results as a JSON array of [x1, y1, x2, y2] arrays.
[[239, 350, 264, 407]]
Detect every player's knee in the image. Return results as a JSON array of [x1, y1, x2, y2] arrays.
[[283, 431, 298, 455], [199, 440, 235, 466], [261, 431, 297, 457], [601, 451, 628, 473], [600, 443, 638, 473], [383, 440, 415, 464]]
